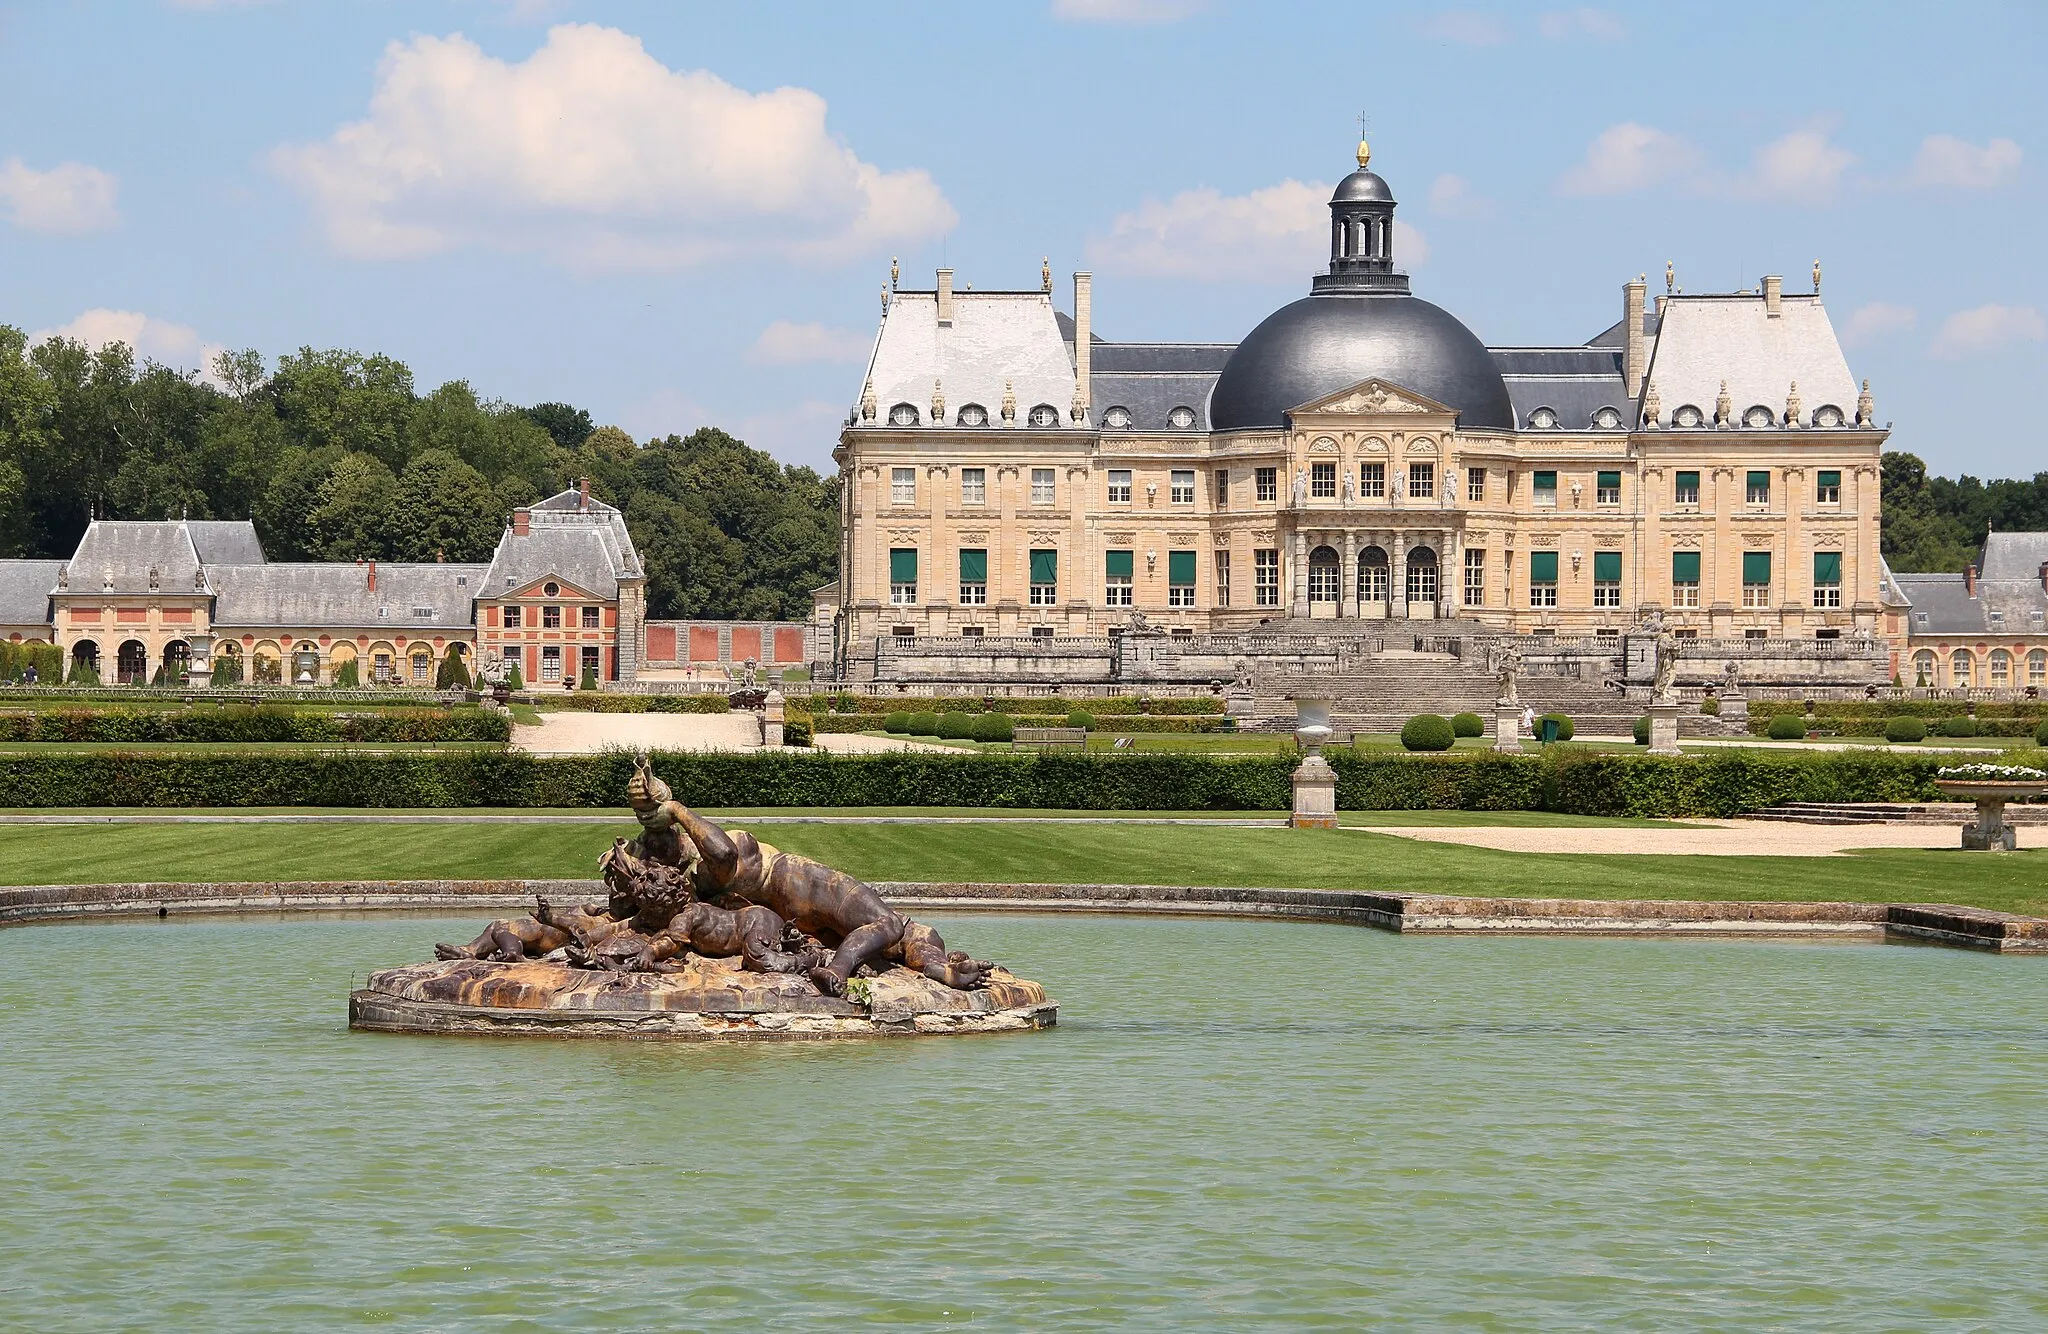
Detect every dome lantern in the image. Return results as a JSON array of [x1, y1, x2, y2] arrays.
[[1319, 140, 1406, 295]]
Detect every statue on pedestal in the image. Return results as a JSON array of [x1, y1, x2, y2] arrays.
[[1493, 645, 1521, 705]]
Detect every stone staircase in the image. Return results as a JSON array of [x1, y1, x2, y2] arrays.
[[1742, 802, 2048, 825], [1249, 649, 1642, 737]]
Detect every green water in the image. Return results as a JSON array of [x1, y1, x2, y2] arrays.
[[2, 914, 2045, 1331]]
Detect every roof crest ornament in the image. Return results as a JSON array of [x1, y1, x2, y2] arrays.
[[860, 377, 877, 422], [890, 256, 899, 290], [1641, 380, 1661, 429], [1665, 261, 1675, 294], [931, 378, 945, 423], [1785, 381, 1802, 429], [1856, 378, 1874, 428], [1356, 109, 1370, 168], [1041, 257, 1051, 293], [1811, 258, 1822, 298], [1714, 379, 1732, 428], [1001, 379, 1016, 424]]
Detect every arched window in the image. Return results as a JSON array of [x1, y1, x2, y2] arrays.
[[1528, 407, 1559, 430], [887, 402, 919, 426], [956, 403, 988, 427], [1167, 406, 1197, 429], [160, 640, 191, 684], [116, 639, 148, 685], [1989, 649, 2011, 685], [1743, 404, 1776, 428], [1813, 404, 1845, 427], [1912, 649, 1935, 687], [1358, 546, 1389, 603], [70, 639, 100, 676], [1307, 545, 1340, 604], [1951, 650, 1974, 688], [1593, 406, 1624, 430], [2031, 649, 2047, 686], [1102, 406, 1132, 428], [1405, 546, 1439, 604], [1672, 404, 1705, 428], [1027, 404, 1059, 428]]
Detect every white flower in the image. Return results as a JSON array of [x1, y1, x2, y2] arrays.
[[1937, 763, 2048, 782]]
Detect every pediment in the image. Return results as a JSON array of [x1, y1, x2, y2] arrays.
[[500, 575, 602, 602], [1290, 378, 1452, 418]]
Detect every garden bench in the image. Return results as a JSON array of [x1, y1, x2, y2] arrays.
[[1014, 727, 1088, 751]]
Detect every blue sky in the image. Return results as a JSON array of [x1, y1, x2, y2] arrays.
[[2, 0, 2041, 477]]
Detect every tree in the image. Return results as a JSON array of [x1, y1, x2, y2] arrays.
[[523, 401, 595, 450], [308, 452, 399, 560], [390, 450, 501, 562], [0, 326, 54, 557], [272, 348, 416, 470], [435, 643, 472, 689]]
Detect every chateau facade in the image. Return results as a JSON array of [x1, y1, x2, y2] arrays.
[[832, 143, 1891, 668]]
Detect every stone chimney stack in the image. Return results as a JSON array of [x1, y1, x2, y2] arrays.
[[1071, 271, 1093, 422], [936, 268, 954, 326], [1623, 274, 1647, 399], [1965, 563, 1978, 597], [2038, 560, 2047, 595], [1763, 274, 1782, 317], [579, 476, 590, 511], [512, 508, 530, 537], [367, 560, 377, 593]]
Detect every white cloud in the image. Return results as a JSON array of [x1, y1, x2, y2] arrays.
[[1840, 302, 1916, 347], [1931, 304, 2045, 360], [1427, 173, 1493, 218], [28, 309, 229, 381], [1419, 11, 1511, 45], [1539, 8, 1625, 40], [748, 320, 873, 365], [1908, 134, 2022, 190], [1087, 180, 1426, 281], [0, 157, 119, 233], [1556, 123, 1697, 195], [1050, 0, 1205, 23], [271, 23, 955, 269], [1736, 127, 1856, 203]]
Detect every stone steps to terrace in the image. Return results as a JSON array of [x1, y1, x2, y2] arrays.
[[1249, 651, 1640, 735], [1743, 802, 2048, 825]]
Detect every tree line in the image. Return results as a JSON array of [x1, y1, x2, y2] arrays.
[[1881, 451, 2048, 573], [0, 327, 838, 621]]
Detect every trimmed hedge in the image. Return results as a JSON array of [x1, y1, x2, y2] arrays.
[[1066, 709, 1095, 731], [906, 712, 942, 737], [0, 747, 2027, 816], [973, 713, 1014, 742], [814, 693, 1224, 716], [1450, 711, 1484, 739], [1400, 714, 1454, 752], [541, 695, 733, 714], [1938, 715, 1980, 738], [2038, 718, 2048, 747], [1766, 714, 1808, 740], [1883, 716, 1927, 743], [881, 711, 912, 734], [1633, 716, 1651, 746], [0, 705, 509, 743], [1748, 699, 2048, 721], [820, 712, 1234, 735], [936, 711, 977, 740]]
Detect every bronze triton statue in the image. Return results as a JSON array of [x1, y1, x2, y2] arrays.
[[437, 754, 992, 997]]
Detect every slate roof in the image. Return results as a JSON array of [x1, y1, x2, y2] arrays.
[[0, 560, 65, 626], [208, 562, 487, 630], [64, 521, 209, 595], [186, 520, 264, 564], [1492, 346, 1628, 431], [1894, 537, 2048, 639], [858, 290, 1079, 428], [481, 491, 642, 601], [1978, 531, 2048, 584], [1639, 293, 1858, 427]]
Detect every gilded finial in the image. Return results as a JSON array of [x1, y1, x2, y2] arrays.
[[1041, 257, 1051, 293], [1665, 261, 1675, 294], [880, 283, 888, 313], [1355, 111, 1370, 168], [1811, 258, 1822, 296], [890, 256, 899, 289]]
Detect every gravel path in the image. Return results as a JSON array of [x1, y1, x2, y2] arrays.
[[509, 712, 762, 755]]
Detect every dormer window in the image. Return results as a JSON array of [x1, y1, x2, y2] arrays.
[[1027, 404, 1059, 428], [413, 606, 434, 619], [956, 403, 988, 427], [1743, 404, 1775, 428], [1672, 404, 1705, 428], [1593, 406, 1623, 430], [1103, 406, 1133, 428], [1528, 407, 1559, 430], [1167, 405, 1197, 430], [1813, 404, 1845, 428], [888, 402, 920, 426]]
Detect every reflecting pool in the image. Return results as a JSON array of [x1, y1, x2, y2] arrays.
[[2, 913, 2045, 1330]]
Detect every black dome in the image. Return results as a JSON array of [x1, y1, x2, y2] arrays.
[[1208, 293, 1514, 431], [1331, 169, 1393, 202]]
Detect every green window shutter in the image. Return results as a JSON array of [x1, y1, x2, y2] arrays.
[[1818, 469, 1841, 489], [1530, 550, 1559, 582], [1168, 550, 1196, 585], [1597, 470, 1621, 489], [1105, 549, 1134, 578], [889, 548, 917, 584], [1029, 549, 1058, 584], [958, 548, 987, 583], [1593, 551, 1622, 582], [1534, 470, 1558, 490], [1747, 470, 1770, 490], [1676, 470, 1699, 491], [1671, 551, 1701, 582], [1743, 551, 1772, 585], [1813, 551, 1842, 585]]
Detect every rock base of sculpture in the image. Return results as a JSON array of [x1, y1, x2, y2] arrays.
[[349, 953, 1057, 1041]]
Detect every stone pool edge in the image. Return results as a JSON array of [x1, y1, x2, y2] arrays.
[[1, 879, 2042, 953]]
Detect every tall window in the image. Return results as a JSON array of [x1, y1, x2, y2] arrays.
[[1104, 550, 1133, 606], [961, 467, 986, 505], [1307, 547, 1339, 604], [503, 605, 522, 629], [1254, 548, 1280, 607], [1408, 462, 1435, 499], [540, 645, 562, 682], [581, 606, 600, 628], [1463, 549, 1485, 606], [1816, 469, 1841, 504], [1212, 469, 1230, 509], [1675, 470, 1700, 506], [1031, 468, 1055, 506], [1255, 467, 1277, 502], [1593, 551, 1622, 607], [1028, 548, 1058, 605], [1746, 470, 1771, 505], [1596, 470, 1621, 505], [1533, 470, 1558, 507], [1671, 551, 1701, 608], [1359, 462, 1385, 498], [1812, 551, 1842, 608], [2029, 648, 2047, 686], [889, 548, 918, 605], [1951, 650, 1973, 688], [1529, 551, 1558, 606], [581, 645, 601, 680], [1990, 649, 2012, 686], [1912, 650, 1935, 687], [1168, 550, 1197, 607], [1742, 551, 1772, 608], [1108, 469, 1132, 503], [1406, 550, 1438, 603], [542, 605, 562, 629], [1467, 467, 1485, 502], [891, 466, 916, 505], [1214, 550, 1231, 607], [1310, 463, 1336, 498], [958, 549, 988, 605], [1170, 469, 1195, 504]]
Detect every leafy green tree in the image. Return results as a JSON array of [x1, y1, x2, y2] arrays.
[[0, 326, 54, 556], [435, 643, 472, 689], [255, 447, 342, 559], [523, 402, 594, 450], [390, 449, 501, 562], [308, 451, 399, 560], [272, 348, 416, 470]]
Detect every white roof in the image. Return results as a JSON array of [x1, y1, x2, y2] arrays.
[[1641, 293, 1858, 425], [861, 290, 1078, 427]]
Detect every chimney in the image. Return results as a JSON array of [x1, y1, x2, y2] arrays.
[[578, 476, 590, 511], [1964, 563, 1977, 597], [1763, 274, 1782, 317], [1070, 271, 1093, 422], [1622, 274, 1647, 399], [2038, 561, 2047, 595], [936, 268, 953, 326], [512, 508, 530, 537], [367, 560, 377, 593]]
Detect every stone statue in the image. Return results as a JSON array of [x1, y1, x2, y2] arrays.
[[1493, 645, 1521, 705], [1231, 656, 1256, 691], [1292, 467, 1308, 506], [1723, 659, 1743, 690], [1128, 609, 1157, 633], [1652, 629, 1679, 701]]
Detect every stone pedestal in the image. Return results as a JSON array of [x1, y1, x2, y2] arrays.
[[1719, 691, 1749, 732], [1647, 699, 1682, 756], [1291, 753, 1337, 829], [1225, 691, 1255, 720], [762, 688, 786, 747], [1963, 802, 2019, 852], [1493, 701, 1521, 753]]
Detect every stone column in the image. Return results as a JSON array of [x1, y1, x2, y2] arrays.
[[1391, 533, 1408, 620], [1339, 531, 1357, 619], [1291, 530, 1310, 618]]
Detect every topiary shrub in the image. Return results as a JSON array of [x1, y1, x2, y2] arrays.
[[436, 645, 472, 691], [882, 711, 912, 734], [1633, 716, 1651, 745], [2037, 718, 2048, 747], [1938, 715, 1979, 738], [1884, 716, 1927, 743], [579, 668, 597, 692], [973, 712, 1014, 742], [936, 711, 976, 740], [1766, 714, 1807, 740], [1066, 709, 1095, 731], [333, 658, 359, 688], [1400, 714, 1455, 752], [1700, 697, 1721, 716], [505, 663, 524, 691], [906, 711, 942, 737], [1542, 713, 1575, 742], [1450, 711, 1484, 738]]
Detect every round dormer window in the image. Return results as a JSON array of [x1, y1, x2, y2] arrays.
[[1103, 406, 1132, 429], [957, 403, 988, 427], [1813, 404, 1844, 428], [887, 402, 919, 426], [1672, 404, 1705, 428], [1593, 406, 1623, 430], [1028, 404, 1059, 427], [1167, 405, 1197, 430], [543, 582, 559, 597], [1528, 407, 1559, 430], [1743, 405, 1775, 428]]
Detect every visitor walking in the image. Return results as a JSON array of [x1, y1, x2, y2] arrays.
[[1520, 704, 1535, 739]]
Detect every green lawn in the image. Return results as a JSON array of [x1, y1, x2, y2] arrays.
[[0, 741, 506, 754], [2, 818, 2039, 915]]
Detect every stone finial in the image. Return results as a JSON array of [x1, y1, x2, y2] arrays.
[[1041, 257, 1051, 293], [1000, 379, 1017, 424], [1714, 379, 1732, 428], [879, 283, 888, 313], [1812, 258, 1822, 296], [860, 377, 877, 422], [56, 565, 67, 591], [148, 564, 160, 592], [931, 378, 945, 423], [102, 566, 114, 591], [1641, 380, 1661, 428], [1070, 384, 1088, 424], [1665, 261, 1675, 294], [1785, 381, 1802, 428], [194, 566, 206, 590], [1856, 378, 1874, 427], [890, 256, 899, 289]]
